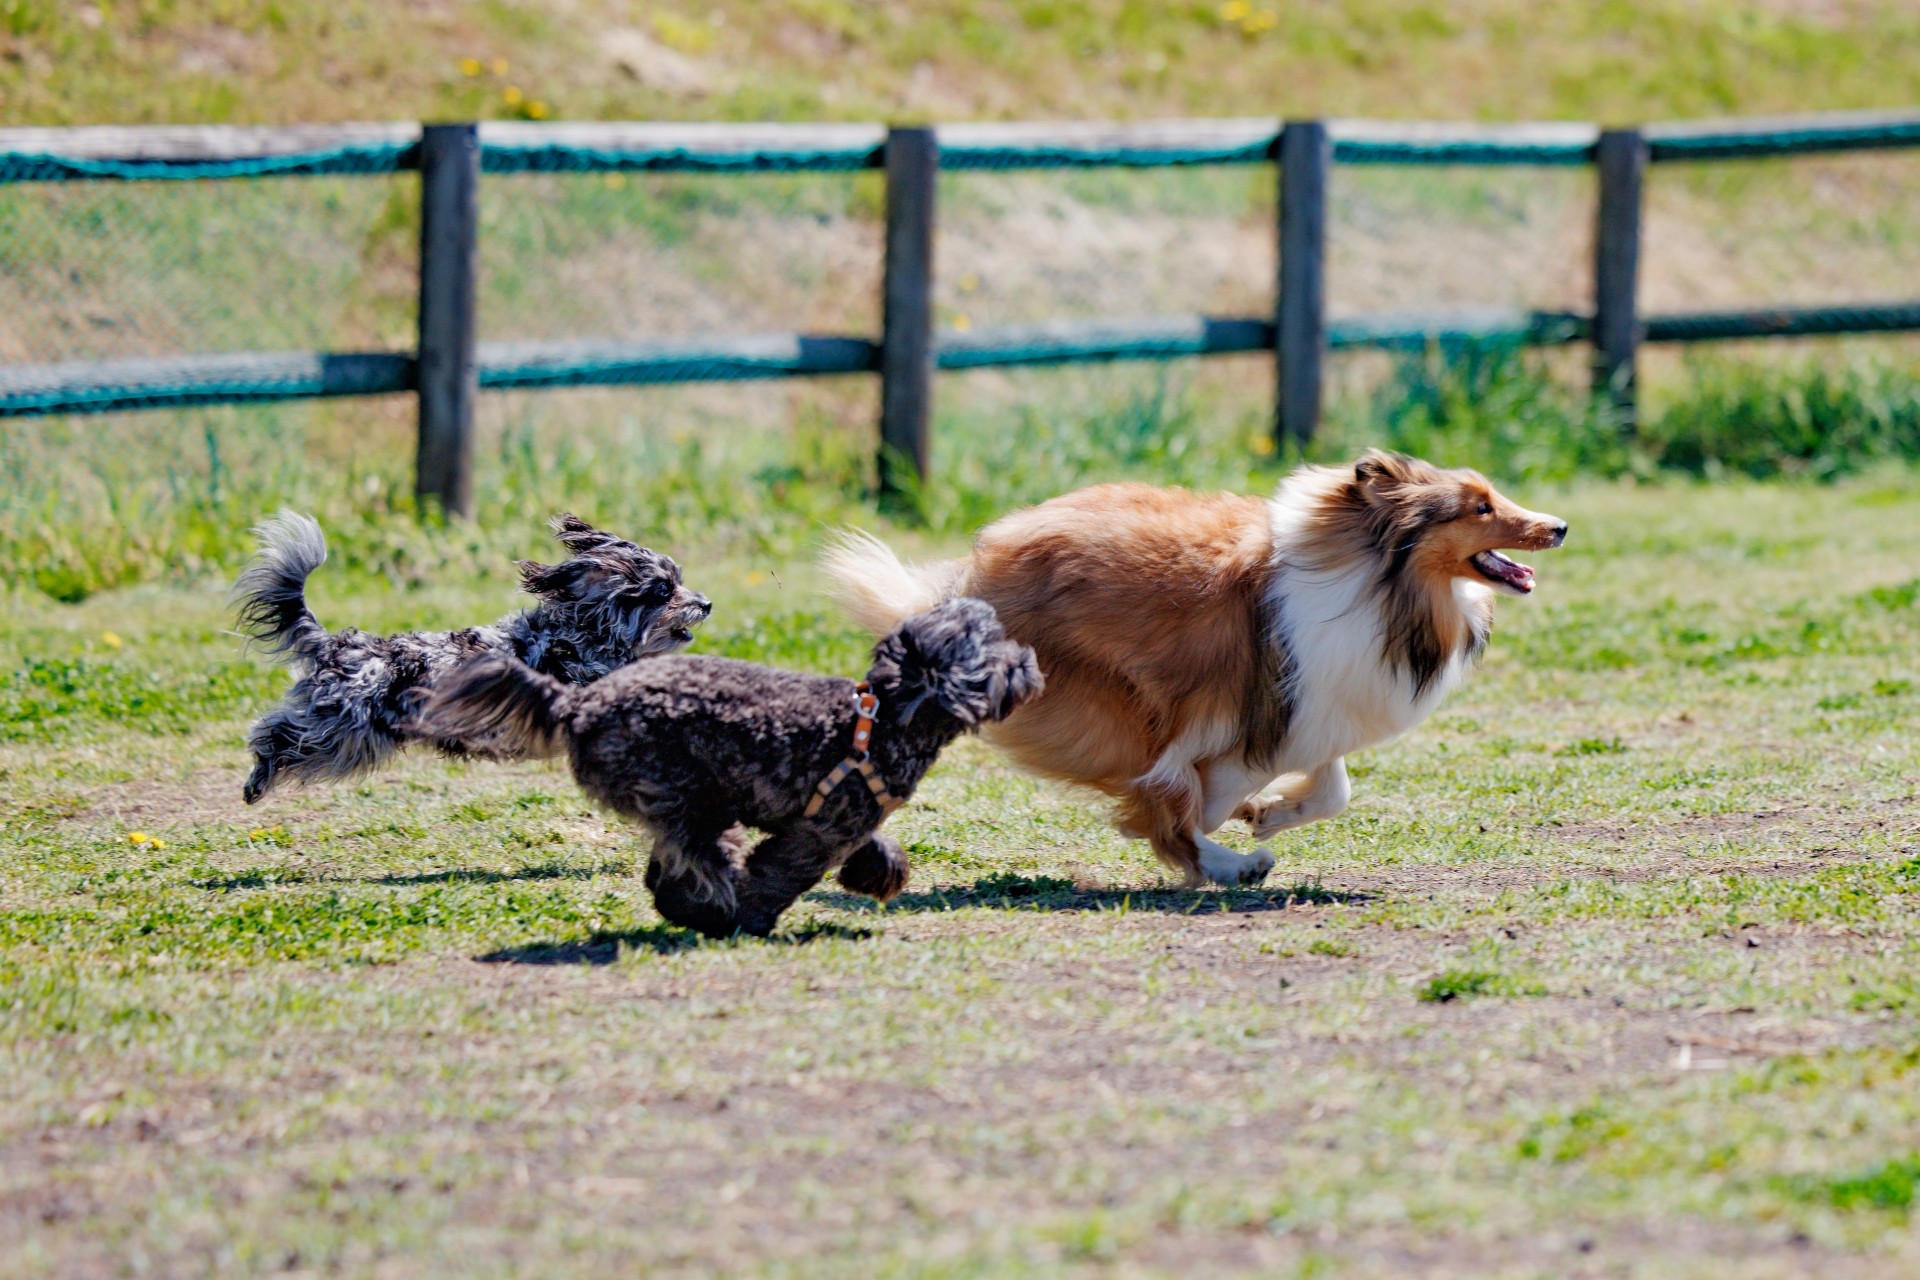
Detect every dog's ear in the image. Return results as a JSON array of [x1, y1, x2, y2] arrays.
[[519, 558, 590, 599], [550, 514, 618, 555], [983, 641, 1044, 722], [868, 598, 1015, 728], [1353, 449, 1412, 506]]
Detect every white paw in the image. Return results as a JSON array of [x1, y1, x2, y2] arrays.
[[1199, 845, 1274, 887]]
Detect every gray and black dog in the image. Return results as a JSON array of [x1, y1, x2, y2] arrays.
[[234, 511, 711, 804], [420, 597, 1043, 937]]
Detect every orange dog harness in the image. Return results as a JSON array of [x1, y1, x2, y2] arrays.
[[802, 681, 903, 820]]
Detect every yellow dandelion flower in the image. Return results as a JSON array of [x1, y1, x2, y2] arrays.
[[249, 828, 267, 839], [491, 56, 509, 76], [459, 57, 481, 77], [952, 313, 973, 332], [100, 631, 122, 648], [128, 831, 149, 844], [603, 172, 629, 190], [149, 839, 166, 850], [1218, 0, 1251, 21], [527, 100, 550, 119], [1251, 433, 1276, 456], [745, 570, 766, 587], [1244, 9, 1279, 32], [958, 272, 980, 293], [502, 84, 524, 106]]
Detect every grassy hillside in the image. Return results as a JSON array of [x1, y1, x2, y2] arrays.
[[3, 0, 1919, 127]]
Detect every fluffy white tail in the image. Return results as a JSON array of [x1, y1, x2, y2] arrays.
[[820, 530, 969, 636]]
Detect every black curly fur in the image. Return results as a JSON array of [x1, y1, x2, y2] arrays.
[[234, 511, 711, 804], [421, 598, 1043, 938]]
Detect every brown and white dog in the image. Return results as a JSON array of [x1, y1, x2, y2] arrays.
[[825, 450, 1567, 887]]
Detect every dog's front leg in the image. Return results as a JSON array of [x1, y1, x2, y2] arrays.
[[1234, 757, 1351, 839], [730, 827, 846, 938], [834, 833, 909, 901], [1197, 757, 1281, 835]]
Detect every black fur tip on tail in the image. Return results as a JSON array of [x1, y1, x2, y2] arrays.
[[232, 512, 329, 663], [419, 654, 571, 760]]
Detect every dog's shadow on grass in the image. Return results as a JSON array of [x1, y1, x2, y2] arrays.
[[813, 872, 1371, 916], [196, 861, 635, 893], [357, 861, 628, 888], [477, 921, 874, 966]]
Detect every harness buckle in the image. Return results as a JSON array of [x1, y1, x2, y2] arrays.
[[852, 681, 879, 758]]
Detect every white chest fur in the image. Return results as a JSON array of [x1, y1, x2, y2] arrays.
[[1264, 498, 1488, 774]]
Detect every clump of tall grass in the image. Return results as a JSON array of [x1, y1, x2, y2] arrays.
[[1643, 356, 1920, 480], [1325, 341, 1920, 484], [1318, 342, 1629, 482]]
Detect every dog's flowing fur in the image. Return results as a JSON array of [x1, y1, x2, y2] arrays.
[[235, 512, 711, 804], [419, 598, 1043, 937], [824, 450, 1566, 888]]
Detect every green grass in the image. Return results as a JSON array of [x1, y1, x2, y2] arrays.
[[6, 5, 1920, 1271], [4, 0, 1919, 126], [5, 456, 1920, 1276], [1781, 1155, 1920, 1214], [1415, 967, 1543, 1003]]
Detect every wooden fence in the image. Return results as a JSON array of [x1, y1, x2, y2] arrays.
[[3, 110, 1920, 514]]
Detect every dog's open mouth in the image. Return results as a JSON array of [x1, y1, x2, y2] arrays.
[[670, 625, 695, 644], [1471, 549, 1535, 594]]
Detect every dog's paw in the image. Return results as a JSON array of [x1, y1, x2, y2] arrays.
[[836, 835, 910, 902], [1198, 845, 1274, 888]]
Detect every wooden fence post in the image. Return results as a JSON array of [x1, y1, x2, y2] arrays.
[[416, 122, 480, 517], [878, 125, 938, 497], [1593, 128, 1647, 430], [1277, 119, 1330, 449]]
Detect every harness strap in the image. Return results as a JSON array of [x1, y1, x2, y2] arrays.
[[802, 681, 904, 819]]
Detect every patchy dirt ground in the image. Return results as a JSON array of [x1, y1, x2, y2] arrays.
[[5, 479, 1920, 1277]]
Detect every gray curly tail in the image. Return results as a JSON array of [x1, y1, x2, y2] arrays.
[[232, 512, 330, 665], [420, 654, 571, 760]]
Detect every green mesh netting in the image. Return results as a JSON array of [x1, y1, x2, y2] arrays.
[[4, 122, 1919, 419]]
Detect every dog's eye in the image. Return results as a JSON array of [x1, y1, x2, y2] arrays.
[[1474, 501, 1493, 516], [624, 581, 671, 607]]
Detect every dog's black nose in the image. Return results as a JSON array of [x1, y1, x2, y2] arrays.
[[694, 594, 712, 617], [1552, 523, 1569, 546]]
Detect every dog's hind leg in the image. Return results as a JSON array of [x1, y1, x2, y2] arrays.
[[1128, 758, 1275, 889], [645, 820, 750, 937], [1234, 758, 1350, 839], [243, 708, 309, 804]]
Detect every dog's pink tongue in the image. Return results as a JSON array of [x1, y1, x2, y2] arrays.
[[1475, 550, 1535, 589]]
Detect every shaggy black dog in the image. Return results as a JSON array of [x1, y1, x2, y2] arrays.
[[421, 598, 1043, 937], [234, 511, 711, 804]]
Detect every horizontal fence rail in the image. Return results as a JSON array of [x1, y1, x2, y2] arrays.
[[5, 109, 1920, 509], [13, 109, 1920, 179]]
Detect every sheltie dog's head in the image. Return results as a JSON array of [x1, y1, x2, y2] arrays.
[[1284, 449, 1567, 692], [1338, 449, 1567, 597]]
